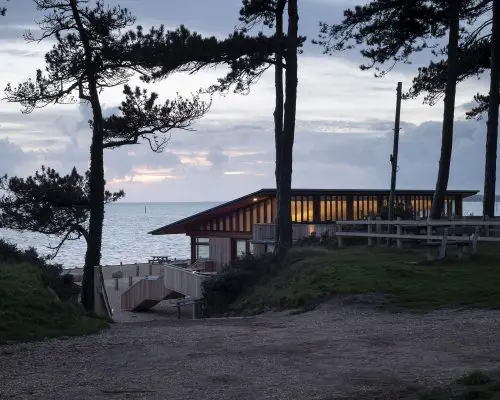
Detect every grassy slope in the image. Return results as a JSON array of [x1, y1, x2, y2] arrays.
[[0, 263, 108, 343], [232, 244, 500, 313], [343, 370, 500, 400]]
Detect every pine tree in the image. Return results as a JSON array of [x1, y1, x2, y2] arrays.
[[4, 0, 210, 311], [315, 0, 489, 219]]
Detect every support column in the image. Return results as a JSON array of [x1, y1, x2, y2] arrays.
[[455, 195, 463, 217], [346, 195, 354, 220], [190, 236, 196, 265]]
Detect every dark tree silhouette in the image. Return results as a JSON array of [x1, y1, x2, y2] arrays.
[[0, 166, 124, 257], [0, 0, 8, 16], [117, 1, 304, 253], [405, 1, 498, 218], [240, 0, 288, 251], [315, 0, 489, 219], [4, 0, 210, 311]]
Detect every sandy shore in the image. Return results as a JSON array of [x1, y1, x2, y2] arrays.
[[2, 303, 500, 400]]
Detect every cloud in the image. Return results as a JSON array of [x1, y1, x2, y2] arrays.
[[0, 0, 494, 202]]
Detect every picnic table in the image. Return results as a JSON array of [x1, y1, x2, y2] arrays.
[[148, 255, 170, 265]]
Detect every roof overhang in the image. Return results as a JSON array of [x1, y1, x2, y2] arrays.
[[149, 188, 479, 235], [149, 189, 274, 235]]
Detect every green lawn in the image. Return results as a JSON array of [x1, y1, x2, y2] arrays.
[[339, 371, 500, 400], [232, 244, 500, 313], [0, 263, 108, 343]]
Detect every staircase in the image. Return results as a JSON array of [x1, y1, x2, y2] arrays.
[[120, 263, 213, 312]]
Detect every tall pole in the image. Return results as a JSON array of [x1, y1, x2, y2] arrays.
[[388, 82, 402, 222]]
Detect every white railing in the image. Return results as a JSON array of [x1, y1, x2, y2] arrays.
[[121, 275, 169, 311], [253, 223, 336, 242], [93, 266, 113, 318], [253, 219, 500, 247], [163, 264, 211, 299]]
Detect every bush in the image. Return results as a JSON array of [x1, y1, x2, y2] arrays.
[[202, 254, 277, 316], [0, 238, 78, 301]]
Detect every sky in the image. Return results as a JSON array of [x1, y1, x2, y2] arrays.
[[0, 0, 494, 202]]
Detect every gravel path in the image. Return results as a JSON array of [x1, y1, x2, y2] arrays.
[[2, 304, 500, 400]]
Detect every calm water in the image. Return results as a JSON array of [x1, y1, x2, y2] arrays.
[[0, 201, 496, 269], [0, 202, 220, 269]]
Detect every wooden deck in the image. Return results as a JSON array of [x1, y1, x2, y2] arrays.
[[67, 260, 213, 316]]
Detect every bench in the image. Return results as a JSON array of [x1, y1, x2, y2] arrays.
[[148, 255, 170, 265], [426, 226, 479, 261]]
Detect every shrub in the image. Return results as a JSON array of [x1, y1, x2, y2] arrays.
[[0, 238, 78, 301], [456, 371, 493, 386], [202, 254, 277, 316]]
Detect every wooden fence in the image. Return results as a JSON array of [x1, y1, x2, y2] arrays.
[[253, 218, 500, 249]]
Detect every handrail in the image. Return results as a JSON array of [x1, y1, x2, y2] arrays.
[[163, 263, 210, 299], [121, 275, 166, 311], [253, 219, 500, 227]]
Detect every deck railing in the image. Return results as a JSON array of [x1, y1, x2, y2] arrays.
[[253, 218, 500, 246], [163, 264, 211, 299], [121, 275, 169, 311], [252, 223, 337, 243]]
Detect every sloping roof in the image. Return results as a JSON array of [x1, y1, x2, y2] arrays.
[[149, 188, 479, 235]]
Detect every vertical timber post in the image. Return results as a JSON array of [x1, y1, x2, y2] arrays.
[[367, 216, 373, 246], [388, 82, 403, 224], [376, 217, 382, 245], [396, 217, 403, 249]]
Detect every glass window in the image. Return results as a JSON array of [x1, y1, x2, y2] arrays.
[[266, 200, 272, 223], [236, 240, 247, 258], [296, 197, 302, 222], [266, 243, 275, 253], [196, 237, 209, 259], [306, 197, 314, 222]]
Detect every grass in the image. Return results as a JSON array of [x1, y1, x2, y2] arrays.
[[417, 371, 500, 400], [231, 244, 500, 313], [335, 371, 500, 400], [0, 263, 108, 343]]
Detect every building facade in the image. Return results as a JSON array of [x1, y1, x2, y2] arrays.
[[149, 188, 477, 270]]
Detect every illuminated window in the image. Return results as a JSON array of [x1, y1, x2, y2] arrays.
[[252, 204, 258, 225], [320, 196, 326, 222], [353, 196, 358, 220], [306, 196, 314, 222], [266, 200, 272, 223], [245, 207, 251, 231], [239, 210, 244, 232], [341, 196, 347, 220], [296, 197, 302, 222]]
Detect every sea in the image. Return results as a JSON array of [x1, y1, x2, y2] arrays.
[[0, 201, 496, 269]]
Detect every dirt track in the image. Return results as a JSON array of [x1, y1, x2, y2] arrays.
[[2, 304, 500, 400]]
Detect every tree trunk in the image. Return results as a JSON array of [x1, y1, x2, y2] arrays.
[[70, 0, 106, 312], [483, 0, 500, 218], [277, 0, 298, 254], [430, 0, 460, 219], [274, 0, 285, 250]]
